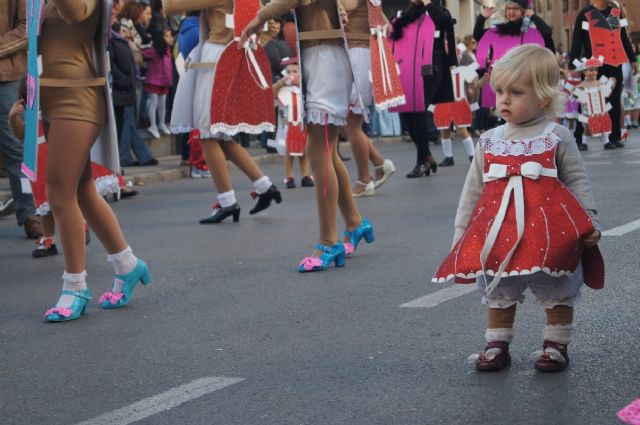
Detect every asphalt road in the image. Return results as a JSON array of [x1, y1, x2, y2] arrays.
[[1, 131, 639, 425]]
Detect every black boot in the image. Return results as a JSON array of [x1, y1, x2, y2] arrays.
[[438, 157, 454, 167], [249, 185, 282, 215], [199, 203, 241, 224]]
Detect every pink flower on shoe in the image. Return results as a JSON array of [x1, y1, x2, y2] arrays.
[[299, 257, 324, 271], [43, 307, 73, 318], [99, 291, 124, 305], [344, 242, 355, 256], [618, 399, 640, 425]]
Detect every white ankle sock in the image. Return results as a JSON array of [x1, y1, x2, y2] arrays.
[[441, 139, 453, 157], [252, 176, 272, 194], [544, 324, 572, 345], [217, 190, 237, 208], [485, 328, 514, 343], [108, 246, 137, 292], [56, 271, 88, 309], [600, 133, 609, 143], [462, 136, 475, 156]]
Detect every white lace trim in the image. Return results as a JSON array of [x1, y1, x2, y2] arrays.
[[305, 109, 347, 127], [480, 133, 560, 157], [36, 202, 50, 216], [209, 122, 275, 136], [169, 125, 194, 134], [374, 95, 406, 112], [432, 266, 574, 284], [95, 175, 121, 198]]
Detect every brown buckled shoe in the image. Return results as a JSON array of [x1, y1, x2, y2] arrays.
[[534, 340, 569, 372], [24, 216, 43, 239], [469, 341, 511, 372]]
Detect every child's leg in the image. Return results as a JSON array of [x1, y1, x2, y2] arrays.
[[299, 155, 309, 177], [457, 127, 475, 159], [528, 270, 582, 372], [200, 138, 233, 193], [147, 93, 159, 131], [333, 141, 363, 231], [42, 212, 55, 238], [344, 113, 373, 193], [33, 212, 58, 258], [157, 94, 169, 133], [285, 155, 294, 180]]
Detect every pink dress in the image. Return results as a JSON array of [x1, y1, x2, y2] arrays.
[[433, 123, 597, 288]]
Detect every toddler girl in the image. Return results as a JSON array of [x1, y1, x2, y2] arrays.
[[143, 29, 174, 138], [433, 44, 604, 373]]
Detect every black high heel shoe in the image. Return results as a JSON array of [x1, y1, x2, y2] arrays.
[[427, 156, 438, 173], [406, 163, 429, 178], [199, 202, 241, 224], [249, 185, 282, 215]]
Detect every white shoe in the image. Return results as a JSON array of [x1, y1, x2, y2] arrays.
[[374, 159, 396, 188], [148, 126, 160, 139], [159, 124, 172, 135], [200, 169, 211, 178], [352, 180, 375, 198], [191, 168, 211, 178]]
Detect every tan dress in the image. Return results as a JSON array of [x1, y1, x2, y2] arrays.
[[39, 0, 106, 125]]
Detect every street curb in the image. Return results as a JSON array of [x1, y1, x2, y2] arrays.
[[0, 136, 407, 199]]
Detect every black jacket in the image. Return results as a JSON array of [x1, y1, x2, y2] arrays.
[[108, 32, 138, 107]]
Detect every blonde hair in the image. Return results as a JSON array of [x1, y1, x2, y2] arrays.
[[490, 44, 564, 118]]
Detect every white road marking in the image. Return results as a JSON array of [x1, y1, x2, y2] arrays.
[[400, 284, 476, 308], [602, 218, 640, 237], [73, 376, 245, 425], [403, 219, 640, 308]]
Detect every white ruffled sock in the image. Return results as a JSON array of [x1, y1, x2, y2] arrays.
[[543, 324, 572, 345], [441, 138, 453, 157], [55, 271, 88, 309], [217, 190, 237, 208], [252, 176, 272, 195], [108, 246, 137, 292], [485, 328, 514, 343]]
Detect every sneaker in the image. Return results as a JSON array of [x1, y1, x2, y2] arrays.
[[158, 124, 172, 135], [300, 176, 315, 187], [284, 177, 296, 189], [191, 168, 205, 178], [148, 126, 160, 139]]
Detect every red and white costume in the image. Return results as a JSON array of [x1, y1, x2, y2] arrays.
[[274, 61, 307, 157], [572, 57, 615, 137], [433, 123, 600, 292], [581, 7, 629, 67], [428, 63, 478, 130]]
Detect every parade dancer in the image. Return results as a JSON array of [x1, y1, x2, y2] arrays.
[[166, 0, 282, 224], [572, 57, 615, 148], [240, 0, 375, 271], [31, 0, 151, 322], [9, 80, 120, 258], [271, 56, 314, 189], [389, 1, 439, 178], [474, 0, 554, 109], [433, 45, 604, 372], [343, 0, 399, 197], [569, 0, 636, 149]]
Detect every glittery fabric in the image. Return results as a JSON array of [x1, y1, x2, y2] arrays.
[[286, 123, 307, 156], [433, 130, 596, 283], [233, 0, 258, 39], [587, 113, 612, 136], [585, 8, 628, 67], [368, 1, 405, 110], [432, 100, 473, 130]]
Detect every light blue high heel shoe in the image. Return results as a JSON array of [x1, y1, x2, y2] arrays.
[[298, 242, 346, 272], [343, 218, 375, 257], [99, 258, 151, 309], [43, 289, 92, 322]]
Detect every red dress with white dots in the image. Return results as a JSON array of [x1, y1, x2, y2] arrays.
[[433, 123, 596, 284]]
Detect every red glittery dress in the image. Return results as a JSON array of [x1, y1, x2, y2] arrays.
[[433, 123, 597, 286], [209, 0, 275, 135]]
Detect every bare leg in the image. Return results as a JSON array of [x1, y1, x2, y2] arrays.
[[333, 143, 362, 232], [306, 124, 339, 247], [42, 212, 55, 238], [219, 141, 264, 182], [299, 154, 309, 177], [46, 119, 127, 273], [344, 113, 372, 190], [285, 155, 294, 179], [200, 138, 232, 193]]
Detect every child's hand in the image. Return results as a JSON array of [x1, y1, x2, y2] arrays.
[[9, 100, 24, 118], [584, 229, 601, 248]]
